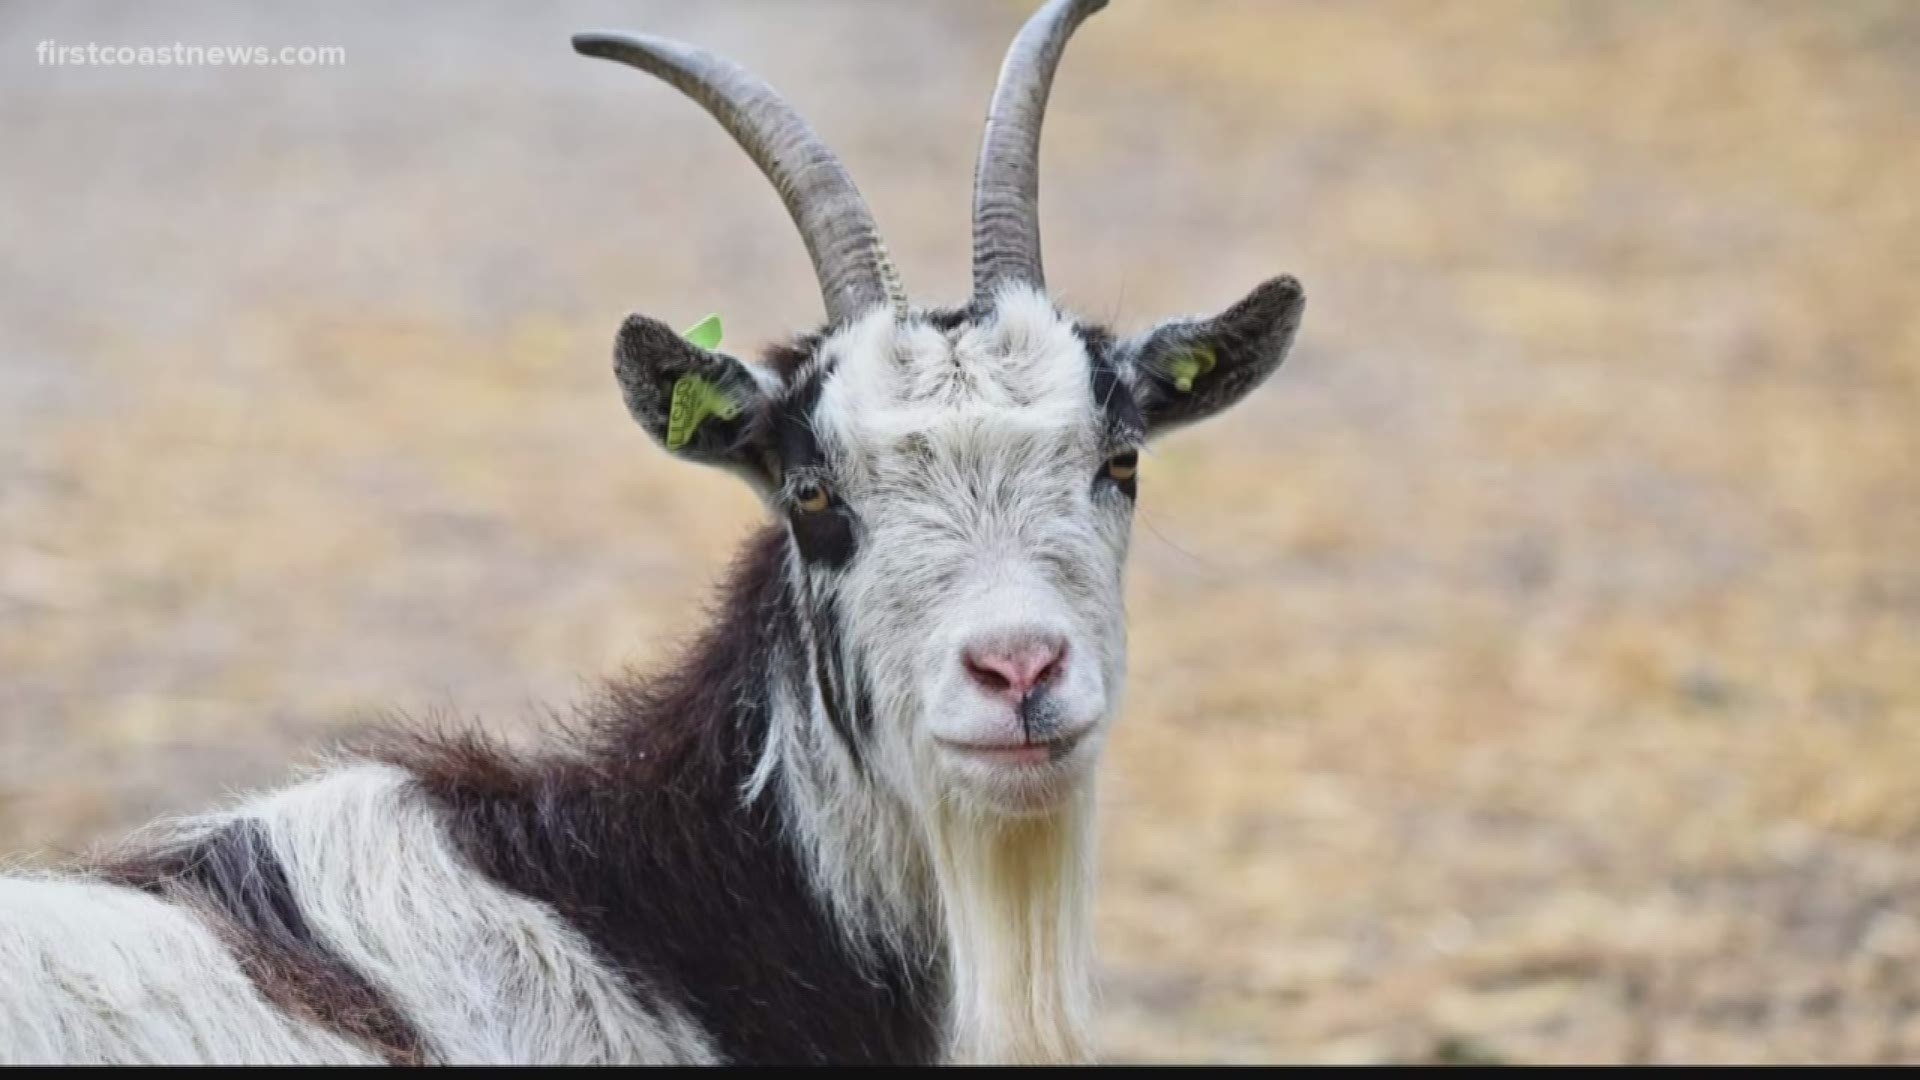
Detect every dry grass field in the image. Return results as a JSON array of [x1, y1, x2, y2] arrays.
[[2, 0, 1916, 1064]]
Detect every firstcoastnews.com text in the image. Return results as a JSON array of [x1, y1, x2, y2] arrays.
[[36, 41, 347, 68]]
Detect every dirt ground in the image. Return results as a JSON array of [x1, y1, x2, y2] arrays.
[[2, 0, 1916, 1064]]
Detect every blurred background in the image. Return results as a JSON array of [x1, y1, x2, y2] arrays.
[[2, 0, 1916, 1064]]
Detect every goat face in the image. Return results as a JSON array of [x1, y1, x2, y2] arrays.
[[798, 291, 1132, 815], [611, 276, 1301, 815]]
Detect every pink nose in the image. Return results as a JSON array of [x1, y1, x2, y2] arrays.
[[962, 633, 1067, 703]]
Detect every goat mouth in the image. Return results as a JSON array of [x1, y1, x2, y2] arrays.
[[935, 727, 1091, 767]]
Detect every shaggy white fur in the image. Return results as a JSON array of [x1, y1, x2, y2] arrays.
[[0, 875, 379, 1064], [0, 766, 717, 1065], [243, 765, 716, 1064]]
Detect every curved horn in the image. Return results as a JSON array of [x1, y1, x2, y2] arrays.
[[970, 0, 1106, 303], [574, 31, 906, 325]]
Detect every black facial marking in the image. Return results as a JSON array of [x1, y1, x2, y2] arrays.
[[1078, 325, 1143, 500], [774, 368, 826, 474], [918, 306, 976, 334], [772, 367, 861, 568], [1078, 324, 1144, 446], [789, 505, 857, 568], [770, 560, 865, 769], [761, 353, 865, 757], [809, 590, 869, 760]]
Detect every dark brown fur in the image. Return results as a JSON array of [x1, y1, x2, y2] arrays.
[[368, 525, 944, 1064], [100, 820, 426, 1065]]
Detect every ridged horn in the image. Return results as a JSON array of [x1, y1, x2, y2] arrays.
[[970, 0, 1106, 303], [574, 31, 906, 324]]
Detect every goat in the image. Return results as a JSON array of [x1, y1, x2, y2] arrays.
[[0, 0, 1304, 1064]]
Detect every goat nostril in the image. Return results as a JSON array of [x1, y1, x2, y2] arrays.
[[965, 655, 1013, 694], [1035, 652, 1064, 688]]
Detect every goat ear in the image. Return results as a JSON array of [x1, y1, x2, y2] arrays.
[[613, 313, 774, 477], [1116, 275, 1305, 438]]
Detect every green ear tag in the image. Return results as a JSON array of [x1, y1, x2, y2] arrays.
[[682, 313, 724, 351], [665, 373, 741, 450], [1166, 344, 1217, 393], [665, 315, 735, 450]]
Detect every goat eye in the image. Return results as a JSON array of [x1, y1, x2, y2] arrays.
[[1104, 450, 1139, 483], [793, 480, 832, 513]]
